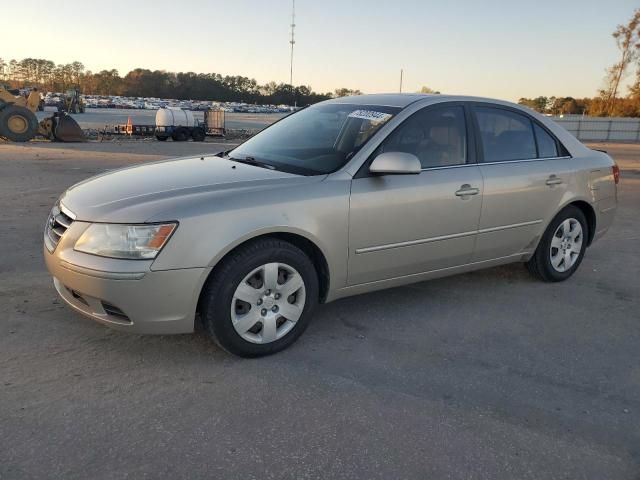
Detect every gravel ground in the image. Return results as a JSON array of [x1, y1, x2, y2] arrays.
[[0, 141, 639, 479]]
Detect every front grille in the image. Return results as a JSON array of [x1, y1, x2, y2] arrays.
[[45, 203, 75, 251]]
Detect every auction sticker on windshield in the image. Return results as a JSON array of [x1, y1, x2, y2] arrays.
[[348, 110, 393, 124]]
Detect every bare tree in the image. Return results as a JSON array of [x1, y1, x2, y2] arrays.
[[604, 9, 640, 115]]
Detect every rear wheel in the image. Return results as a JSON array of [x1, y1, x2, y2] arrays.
[[191, 127, 206, 142], [0, 105, 39, 142], [155, 135, 168, 141], [526, 205, 588, 282], [200, 238, 319, 357], [172, 127, 189, 142]]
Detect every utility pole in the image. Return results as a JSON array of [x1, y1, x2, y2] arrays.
[[399, 69, 403, 93], [289, 0, 296, 107], [289, 0, 296, 87]]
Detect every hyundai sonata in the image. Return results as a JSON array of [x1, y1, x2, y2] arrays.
[[44, 94, 618, 356]]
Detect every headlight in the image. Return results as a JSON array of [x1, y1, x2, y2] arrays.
[[74, 223, 177, 259]]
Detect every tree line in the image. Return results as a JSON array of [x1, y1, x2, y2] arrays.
[[0, 58, 363, 106], [516, 95, 640, 117], [520, 8, 640, 117]]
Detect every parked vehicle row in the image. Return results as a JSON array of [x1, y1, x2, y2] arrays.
[[76, 94, 294, 113]]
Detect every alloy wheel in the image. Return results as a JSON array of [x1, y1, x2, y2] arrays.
[[550, 218, 583, 273], [230, 262, 306, 344]]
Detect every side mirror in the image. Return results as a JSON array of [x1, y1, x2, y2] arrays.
[[369, 152, 421, 175]]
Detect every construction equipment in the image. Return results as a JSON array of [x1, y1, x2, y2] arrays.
[[0, 86, 85, 142], [61, 87, 85, 114]]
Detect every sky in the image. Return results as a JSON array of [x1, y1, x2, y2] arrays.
[[1, 0, 638, 101]]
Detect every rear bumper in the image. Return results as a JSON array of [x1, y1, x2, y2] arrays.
[[45, 244, 208, 334], [593, 196, 617, 243]]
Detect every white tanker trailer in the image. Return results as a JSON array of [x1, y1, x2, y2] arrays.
[[155, 107, 206, 142]]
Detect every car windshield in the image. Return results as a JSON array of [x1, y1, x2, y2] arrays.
[[228, 103, 401, 175]]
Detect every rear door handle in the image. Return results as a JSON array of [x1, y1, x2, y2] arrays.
[[546, 175, 563, 186], [455, 184, 480, 197]]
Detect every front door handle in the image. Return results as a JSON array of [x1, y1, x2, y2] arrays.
[[455, 184, 480, 197], [546, 175, 563, 186]]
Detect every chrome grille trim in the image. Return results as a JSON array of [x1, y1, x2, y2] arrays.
[[55, 214, 71, 229], [59, 202, 76, 220], [50, 226, 65, 237], [45, 203, 75, 251]]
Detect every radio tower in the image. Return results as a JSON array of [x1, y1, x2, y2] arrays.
[[289, 0, 296, 87]]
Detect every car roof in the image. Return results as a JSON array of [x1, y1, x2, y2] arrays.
[[322, 93, 523, 109], [323, 93, 433, 108]]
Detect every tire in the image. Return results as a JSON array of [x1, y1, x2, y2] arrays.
[[200, 238, 319, 357], [172, 127, 189, 142], [191, 127, 206, 142], [526, 205, 588, 282], [0, 105, 39, 142], [156, 135, 168, 141]]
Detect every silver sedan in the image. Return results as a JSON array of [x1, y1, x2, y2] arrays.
[[44, 94, 618, 356]]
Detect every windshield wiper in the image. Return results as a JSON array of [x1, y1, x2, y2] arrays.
[[215, 149, 234, 158], [228, 156, 276, 170]]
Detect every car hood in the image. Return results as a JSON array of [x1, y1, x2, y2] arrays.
[[60, 155, 320, 223]]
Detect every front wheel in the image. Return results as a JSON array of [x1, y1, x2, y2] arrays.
[[200, 238, 319, 357], [526, 205, 588, 282], [0, 105, 39, 142]]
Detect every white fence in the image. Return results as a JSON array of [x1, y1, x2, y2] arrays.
[[552, 115, 640, 142]]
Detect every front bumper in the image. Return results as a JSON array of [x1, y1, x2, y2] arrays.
[[44, 220, 209, 335]]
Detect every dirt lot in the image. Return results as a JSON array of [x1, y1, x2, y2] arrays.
[[1, 141, 639, 479]]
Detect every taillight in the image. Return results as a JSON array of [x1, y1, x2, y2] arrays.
[[612, 164, 620, 185]]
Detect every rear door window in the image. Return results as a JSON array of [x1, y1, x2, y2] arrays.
[[475, 107, 537, 162]]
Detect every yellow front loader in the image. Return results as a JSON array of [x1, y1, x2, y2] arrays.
[[62, 88, 85, 114], [0, 86, 85, 142]]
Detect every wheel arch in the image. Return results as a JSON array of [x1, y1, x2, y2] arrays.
[[196, 230, 331, 319], [541, 199, 597, 248], [568, 200, 596, 246]]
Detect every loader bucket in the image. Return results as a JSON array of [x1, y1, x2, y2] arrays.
[[53, 113, 85, 142]]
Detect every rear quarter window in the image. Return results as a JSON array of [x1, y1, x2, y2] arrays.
[[533, 123, 559, 158]]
